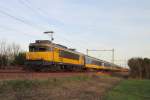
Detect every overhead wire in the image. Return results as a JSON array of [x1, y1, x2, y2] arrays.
[[0, 4, 52, 40], [0, 25, 39, 39], [0, 1, 88, 52], [23, 0, 54, 22], [20, 0, 88, 50], [18, 0, 51, 26], [55, 35, 86, 50], [0, 8, 46, 31]]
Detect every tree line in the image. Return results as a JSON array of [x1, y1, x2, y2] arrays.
[[128, 57, 150, 79], [0, 40, 25, 69]]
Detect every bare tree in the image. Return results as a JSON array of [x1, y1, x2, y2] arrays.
[[0, 40, 21, 68], [7, 43, 21, 63], [0, 40, 7, 55], [12, 43, 20, 56], [0, 40, 8, 68]]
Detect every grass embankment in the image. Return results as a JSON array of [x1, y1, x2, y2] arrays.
[[0, 75, 120, 100], [104, 79, 150, 100]]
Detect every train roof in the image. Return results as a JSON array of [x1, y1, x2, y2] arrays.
[[29, 40, 84, 55]]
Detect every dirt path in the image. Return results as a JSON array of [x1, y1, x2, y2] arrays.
[[0, 67, 112, 80]]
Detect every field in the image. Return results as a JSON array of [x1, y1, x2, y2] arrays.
[[104, 79, 150, 100], [1, 68, 149, 100], [0, 75, 121, 100]]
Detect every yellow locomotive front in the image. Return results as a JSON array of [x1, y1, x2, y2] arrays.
[[26, 45, 53, 61], [25, 40, 85, 71]]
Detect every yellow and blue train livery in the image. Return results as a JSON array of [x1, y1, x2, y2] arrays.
[[25, 40, 127, 72], [26, 40, 84, 71]]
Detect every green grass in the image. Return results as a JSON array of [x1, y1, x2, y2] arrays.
[[104, 79, 150, 100]]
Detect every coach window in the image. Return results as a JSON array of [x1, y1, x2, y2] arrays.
[[99, 62, 102, 66], [49, 47, 53, 51], [29, 46, 36, 52], [29, 46, 51, 52], [59, 50, 79, 60], [38, 47, 47, 51], [102, 63, 105, 66]]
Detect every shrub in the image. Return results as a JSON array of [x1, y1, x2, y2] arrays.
[[128, 57, 150, 79], [13, 52, 26, 65], [0, 54, 8, 68]]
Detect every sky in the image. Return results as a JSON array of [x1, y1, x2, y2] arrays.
[[0, 0, 150, 66]]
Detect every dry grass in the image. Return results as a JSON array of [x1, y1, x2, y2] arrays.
[[0, 75, 121, 100]]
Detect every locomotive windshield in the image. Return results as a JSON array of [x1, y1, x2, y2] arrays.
[[29, 45, 51, 52]]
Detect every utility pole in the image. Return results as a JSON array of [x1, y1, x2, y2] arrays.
[[44, 31, 54, 43], [87, 49, 115, 64]]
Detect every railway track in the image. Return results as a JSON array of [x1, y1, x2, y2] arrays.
[[0, 68, 128, 80]]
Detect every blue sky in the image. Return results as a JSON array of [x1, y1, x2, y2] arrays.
[[0, 0, 150, 66]]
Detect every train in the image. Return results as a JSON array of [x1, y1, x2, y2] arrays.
[[25, 40, 127, 72]]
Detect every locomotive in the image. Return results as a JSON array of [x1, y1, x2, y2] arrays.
[[25, 40, 125, 72]]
